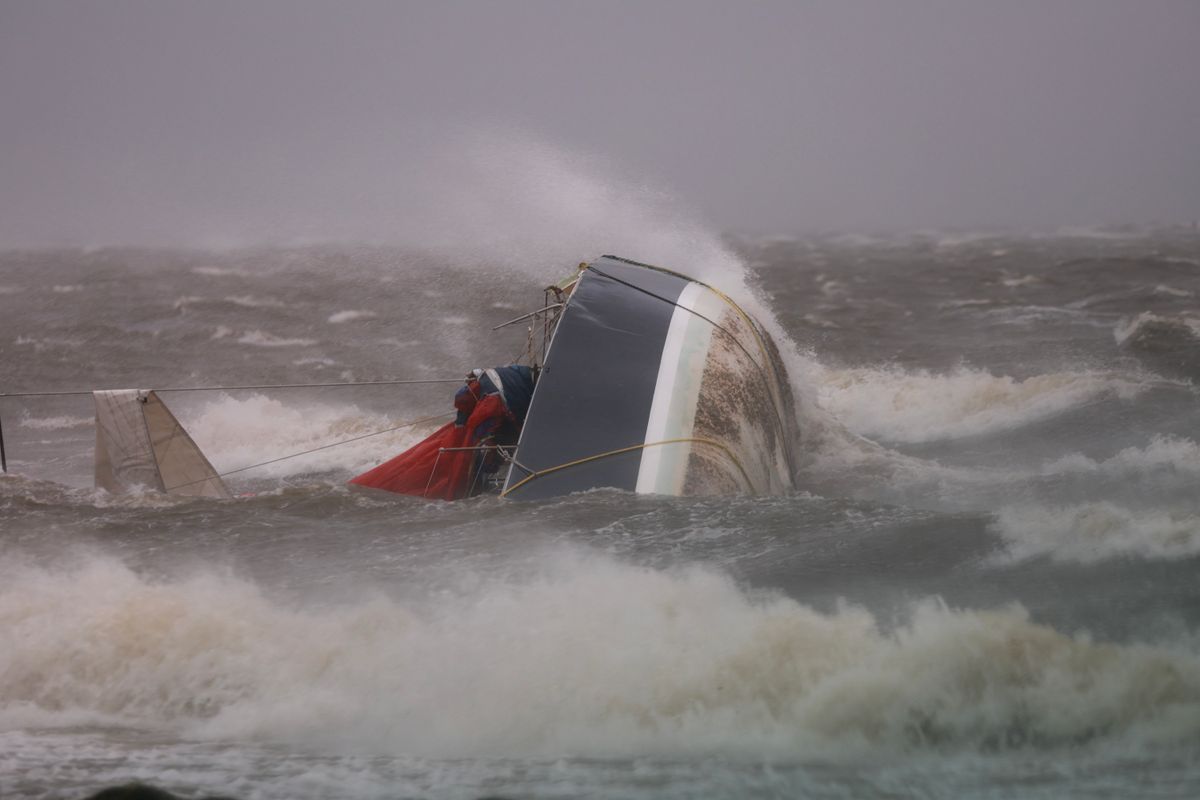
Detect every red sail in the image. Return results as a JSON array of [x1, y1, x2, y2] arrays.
[[348, 394, 510, 500], [348, 422, 471, 500]]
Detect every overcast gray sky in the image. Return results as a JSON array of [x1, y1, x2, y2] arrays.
[[2, 0, 1198, 247]]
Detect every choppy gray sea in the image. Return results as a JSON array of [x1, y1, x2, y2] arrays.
[[2, 228, 1199, 799]]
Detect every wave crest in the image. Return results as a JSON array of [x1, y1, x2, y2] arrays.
[[2, 556, 1197, 757], [818, 366, 1140, 443], [1115, 312, 1200, 349], [184, 393, 441, 479], [994, 502, 1200, 563]]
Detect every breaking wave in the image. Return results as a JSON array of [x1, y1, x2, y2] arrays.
[[1115, 312, 1200, 349], [1018, 437, 1200, 511], [1113, 312, 1200, 380], [403, 129, 841, 465], [1041, 436, 1200, 480], [2, 554, 1198, 759], [817, 366, 1143, 443], [183, 393, 444, 480], [994, 502, 1200, 563]]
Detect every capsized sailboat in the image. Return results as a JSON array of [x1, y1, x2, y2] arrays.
[[351, 256, 799, 500], [0, 256, 798, 501]]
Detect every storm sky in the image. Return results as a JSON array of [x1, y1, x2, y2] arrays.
[[2, 1, 1198, 246]]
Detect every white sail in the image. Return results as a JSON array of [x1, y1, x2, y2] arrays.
[[94, 390, 231, 499]]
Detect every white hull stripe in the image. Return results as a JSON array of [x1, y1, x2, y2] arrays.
[[636, 282, 721, 494]]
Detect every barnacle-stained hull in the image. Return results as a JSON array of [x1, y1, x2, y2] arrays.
[[502, 256, 797, 500]]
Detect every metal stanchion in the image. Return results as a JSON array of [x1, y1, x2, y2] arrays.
[[0, 406, 8, 473]]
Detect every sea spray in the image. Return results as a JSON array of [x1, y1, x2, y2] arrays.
[[402, 130, 861, 478], [184, 394, 439, 479]]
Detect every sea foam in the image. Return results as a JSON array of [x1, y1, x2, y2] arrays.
[[817, 366, 1142, 443], [1, 554, 1197, 758], [1041, 436, 1200, 479], [994, 502, 1200, 563], [184, 393, 443, 479], [18, 414, 92, 431], [327, 310, 378, 324], [236, 330, 318, 348]]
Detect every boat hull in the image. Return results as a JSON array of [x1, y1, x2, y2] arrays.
[[502, 256, 797, 500]]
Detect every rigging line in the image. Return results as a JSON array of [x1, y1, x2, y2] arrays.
[[585, 264, 740, 360], [162, 411, 453, 492], [423, 447, 445, 499], [583, 264, 782, 402], [596, 255, 782, 380], [0, 378, 464, 399], [501, 437, 757, 497], [491, 303, 563, 331]]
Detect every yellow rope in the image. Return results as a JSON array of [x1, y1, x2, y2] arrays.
[[501, 437, 757, 497], [705, 285, 773, 372]]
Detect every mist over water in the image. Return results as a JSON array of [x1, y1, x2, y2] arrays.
[[2, 142, 1200, 798], [4, 0, 1200, 793]]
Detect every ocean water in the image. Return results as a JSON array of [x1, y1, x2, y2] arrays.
[[2, 229, 1199, 799]]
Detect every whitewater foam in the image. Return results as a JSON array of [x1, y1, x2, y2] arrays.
[[1153, 284, 1193, 298], [994, 502, 1200, 563], [1041, 436, 1200, 479], [14, 335, 84, 352], [225, 294, 286, 309], [327, 310, 378, 324], [817, 366, 1142, 443], [236, 330, 318, 348], [18, 414, 92, 431], [1, 554, 1197, 759], [183, 393, 442, 479]]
